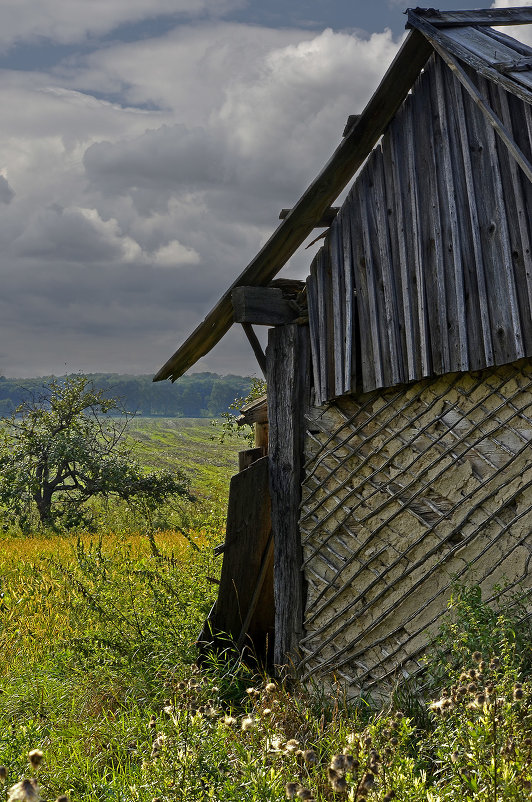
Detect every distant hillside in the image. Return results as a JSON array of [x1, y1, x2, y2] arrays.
[[0, 372, 253, 418]]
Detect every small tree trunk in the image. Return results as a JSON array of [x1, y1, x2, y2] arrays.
[[34, 486, 54, 527]]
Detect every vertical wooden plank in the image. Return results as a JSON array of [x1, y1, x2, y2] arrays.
[[348, 186, 376, 391], [403, 90, 432, 377], [330, 215, 346, 398], [412, 67, 449, 376], [384, 104, 418, 381], [267, 324, 311, 669], [307, 259, 322, 405], [468, 73, 524, 364], [340, 201, 356, 394], [316, 249, 330, 403], [432, 55, 469, 373], [357, 168, 384, 390], [208, 455, 274, 657], [373, 145, 403, 386], [490, 83, 532, 354], [449, 67, 494, 368]]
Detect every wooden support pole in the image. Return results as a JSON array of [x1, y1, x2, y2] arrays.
[[267, 323, 311, 670], [242, 323, 267, 377]]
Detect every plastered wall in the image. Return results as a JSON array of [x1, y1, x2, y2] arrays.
[[298, 360, 532, 697]]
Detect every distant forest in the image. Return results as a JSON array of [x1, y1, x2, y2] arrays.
[[0, 372, 253, 418]]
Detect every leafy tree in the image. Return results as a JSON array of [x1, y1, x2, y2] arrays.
[[0, 375, 191, 530]]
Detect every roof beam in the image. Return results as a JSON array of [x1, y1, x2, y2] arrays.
[[153, 28, 433, 382], [406, 7, 532, 28]]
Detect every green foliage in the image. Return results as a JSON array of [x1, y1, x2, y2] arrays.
[[212, 376, 267, 445], [0, 375, 191, 530], [0, 372, 253, 418]]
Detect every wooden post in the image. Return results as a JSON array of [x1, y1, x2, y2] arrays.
[[267, 323, 310, 670]]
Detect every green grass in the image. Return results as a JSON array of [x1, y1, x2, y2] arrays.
[[1, 420, 532, 801]]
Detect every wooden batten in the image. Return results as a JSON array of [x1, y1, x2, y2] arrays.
[[267, 323, 311, 668], [232, 286, 298, 326], [237, 394, 268, 425], [279, 207, 340, 227]]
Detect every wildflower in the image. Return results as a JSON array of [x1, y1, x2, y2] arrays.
[[262, 708, 272, 717], [472, 651, 482, 663], [285, 783, 299, 799], [241, 717, 255, 732], [55, 796, 69, 802], [285, 739, 300, 752], [0, 768, 7, 782], [514, 687, 524, 701], [328, 768, 339, 782], [467, 683, 477, 693], [302, 749, 318, 765], [7, 779, 41, 802], [394, 711, 404, 720], [490, 657, 500, 669], [265, 682, 277, 693], [28, 751, 43, 770], [222, 715, 237, 726], [390, 737, 399, 747], [246, 687, 259, 697], [297, 789, 313, 800], [475, 694, 486, 706]]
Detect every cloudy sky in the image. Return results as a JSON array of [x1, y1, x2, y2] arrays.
[[0, 0, 528, 379]]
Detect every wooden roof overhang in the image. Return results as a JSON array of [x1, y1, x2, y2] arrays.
[[154, 6, 532, 384]]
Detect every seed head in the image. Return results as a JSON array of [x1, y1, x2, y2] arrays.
[[285, 783, 300, 799], [223, 715, 237, 726], [302, 749, 318, 765], [490, 657, 500, 669], [513, 688, 524, 701], [7, 779, 41, 802], [0, 768, 7, 782], [285, 739, 300, 752], [297, 789, 313, 800], [265, 682, 277, 693], [330, 754, 346, 770], [328, 768, 339, 782], [361, 773, 375, 790], [28, 751, 43, 770], [330, 776, 348, 793], [241, 717, 255, 732], [472, 651, 482, 663], [476, 694, 486, 706]]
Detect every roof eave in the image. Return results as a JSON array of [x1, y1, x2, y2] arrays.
[[153, 27, 433, 382]]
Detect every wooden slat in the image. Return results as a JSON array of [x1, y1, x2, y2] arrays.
[[407, 8, 532, 28], [267, 324, 310, 667], [490, 83, 532, 355], [373, 146, 402, 386], [432, 56, 469, 373], [241, 323, 267, 377], [232, 286, 297, 326], [448, 66, 494, 368], [316, 249, 329, 403], [356, 170, 383, 390], [408, 12, 532, 107], [403, 91, 432, 378], [209, 455, 273, 654], [340, 204, 356, 394], [153, 30, 433, 382], [330, 217, 346, 398], [306, 261, 322, 405], [279, 207, 339, 227]]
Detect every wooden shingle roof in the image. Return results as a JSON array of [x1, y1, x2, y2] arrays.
[[154, 6, 532, 383]]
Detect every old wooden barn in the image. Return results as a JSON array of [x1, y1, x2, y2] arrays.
[[155, 6, 532, 697]]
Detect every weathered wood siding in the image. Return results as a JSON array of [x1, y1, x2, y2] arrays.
[[299, 359, 532, 698], [307, 53, 532, 404]]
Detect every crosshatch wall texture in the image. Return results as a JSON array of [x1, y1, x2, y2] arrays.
[[298, 359, 532, 698]]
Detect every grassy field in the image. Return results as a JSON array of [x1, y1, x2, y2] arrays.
[[1, 419, 532, 801]]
